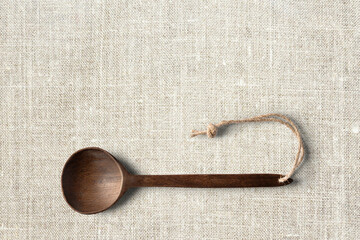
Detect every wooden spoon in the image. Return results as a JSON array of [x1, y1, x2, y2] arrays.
[[61, 147, 293, 214]]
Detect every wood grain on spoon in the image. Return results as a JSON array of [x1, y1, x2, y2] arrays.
[[61, 147, 293, 214]]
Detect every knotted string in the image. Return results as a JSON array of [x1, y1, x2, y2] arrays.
[[190, 113, 304, 183]]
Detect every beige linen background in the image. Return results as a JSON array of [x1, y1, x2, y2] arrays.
[[1, 0, 359, 239]]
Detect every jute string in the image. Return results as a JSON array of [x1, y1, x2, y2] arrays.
[[190, 113, 304, 183]]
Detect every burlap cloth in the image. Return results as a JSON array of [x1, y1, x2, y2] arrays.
[[1, 1, 359, 239]]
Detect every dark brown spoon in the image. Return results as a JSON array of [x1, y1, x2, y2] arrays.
[[61, 147, 293, 214]]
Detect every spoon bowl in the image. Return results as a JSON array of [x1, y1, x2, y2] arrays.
[[61, 147, 128, 214]]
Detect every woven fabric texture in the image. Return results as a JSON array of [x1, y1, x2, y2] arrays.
[[1, 0, 359, 239]]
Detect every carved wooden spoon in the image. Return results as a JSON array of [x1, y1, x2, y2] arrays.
[[61, 147, 292, 214]]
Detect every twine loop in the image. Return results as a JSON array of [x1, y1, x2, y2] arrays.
[[190, 113, 304, 183]]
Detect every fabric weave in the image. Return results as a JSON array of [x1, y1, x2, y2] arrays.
[[0, 0, 359, 239]]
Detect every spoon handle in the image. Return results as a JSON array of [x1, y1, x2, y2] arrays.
[[127, 174, 292, 188]]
